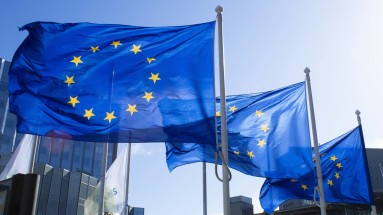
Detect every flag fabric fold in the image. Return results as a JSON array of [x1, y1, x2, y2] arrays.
[[166, 82, 314, 179], [84, 144, 129, 215], [259, 126, 374, 214], [0, 134, 35, 181], [9, 21, 216, 144]]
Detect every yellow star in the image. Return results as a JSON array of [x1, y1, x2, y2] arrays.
[[301, 184, 308, 190], [255, 110, 263, 117], [247, 151, 254, 158], [126, 104, 138, 116], [290, 179, 297, 183], [68, 96, 80, 107], [149, 73, 161, 83], [260, 124, 270, 132], [327, 180, 334, 186], [142, 91, 154, 102], [336, 163, 342, 169], [130, 44, 142, 54], [257, 139, 266, 148], [70, 56, 83, 67], [216, 111, 221, 117], [104, 111, 116, 123], [83, 108, 95, 120], [111, 41, 122, 49], [229, 106, 237, 112], [64, 75, 75, 87], [330, 155, 337, 161], [321, 153, 326, 157], [234, 151, 240, 157], [90, 46, 100, 53], [335, 172, 340, 180], [147, 57, 156, 64]]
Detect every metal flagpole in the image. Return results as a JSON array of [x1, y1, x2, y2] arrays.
[[355, 110, 377, 215], [304, 68, 326, 215], [98, 142, 108, 215], [29, 135, 39, 173], [216, 5, 231, 215], [203, 162, 207, 215], [124, 143, 132, 215]]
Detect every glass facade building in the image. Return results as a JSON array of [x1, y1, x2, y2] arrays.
[[33, 163, 98, 215], [129, 207, 145, 215], [0, 58, 117, 178], [230, 196, 254, 215]]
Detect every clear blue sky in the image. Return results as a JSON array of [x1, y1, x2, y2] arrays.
[[1, 1, 382, 214]]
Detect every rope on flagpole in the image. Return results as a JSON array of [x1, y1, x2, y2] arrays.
[[215, 146, 232, 182]]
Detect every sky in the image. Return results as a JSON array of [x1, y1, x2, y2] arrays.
[[1, 1, 383, 215]]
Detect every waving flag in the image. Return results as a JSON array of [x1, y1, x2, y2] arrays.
[[0, 134, 36, 181], [84, 145, 129, 215], [9, 21, 216, 144], [260, 126, 374, 214], [167, 82, 314, 179]]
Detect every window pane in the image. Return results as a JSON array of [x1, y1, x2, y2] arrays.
[[72, 141, 84, 172], [38, 137, 52, 164], [92, 143, 103, 179], [49, 137, 63, 167], [61, 140, 74, 170], [83, 142, 95, 175], [107, 142, 114, 169]]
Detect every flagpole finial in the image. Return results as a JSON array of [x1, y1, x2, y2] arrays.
[[355, 109, 361, 125], [215, 5, 223, 14], [355, 109, 361, 116], [304, 67, 311, 74], [304, 67, 311, 81]]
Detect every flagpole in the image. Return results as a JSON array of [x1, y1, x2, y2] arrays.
[[304, 68, 326, 215], [355, 110, 377, 215], [124, 143, 132, 215], [203, 162, 207, 215], [29, 135, 39, 173], [216, 5, 231, 215], [98, 142, 108, 215]]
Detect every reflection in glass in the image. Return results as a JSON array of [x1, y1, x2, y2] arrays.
[[73, 141, 84, 172]]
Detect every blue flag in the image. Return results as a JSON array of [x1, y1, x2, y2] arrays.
[[166, 82, 314, 179], [259, 126, 374, 214], [9, 21, 216, 143]]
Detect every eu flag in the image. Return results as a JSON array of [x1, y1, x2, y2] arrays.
[[166, 82, 314, 179], [260, 126, 374, 214], [9, 21, 216, 143]]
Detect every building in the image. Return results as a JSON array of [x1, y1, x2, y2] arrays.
[[0, 58, 117, 178], [366, 148, 383, 193], [231, 196, 254, 215], [33, 163, 98, 215], [129, 207, 145, 215], [0, 173, 40, 214]]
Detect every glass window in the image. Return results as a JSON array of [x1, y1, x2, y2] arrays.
[[49, 137, 63, 167], [107, 142, 114, 169], [61, 140, 74, 170], [83, 142, 95, 175], [0, 105, 17, 154], [92, 143, 103, 179], [72, 141, 84, 172], [38, 137, 52, 164]]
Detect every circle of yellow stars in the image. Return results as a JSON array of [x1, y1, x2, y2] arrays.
[[215, 107, 271, 159], [65, 41, 162, 124]]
